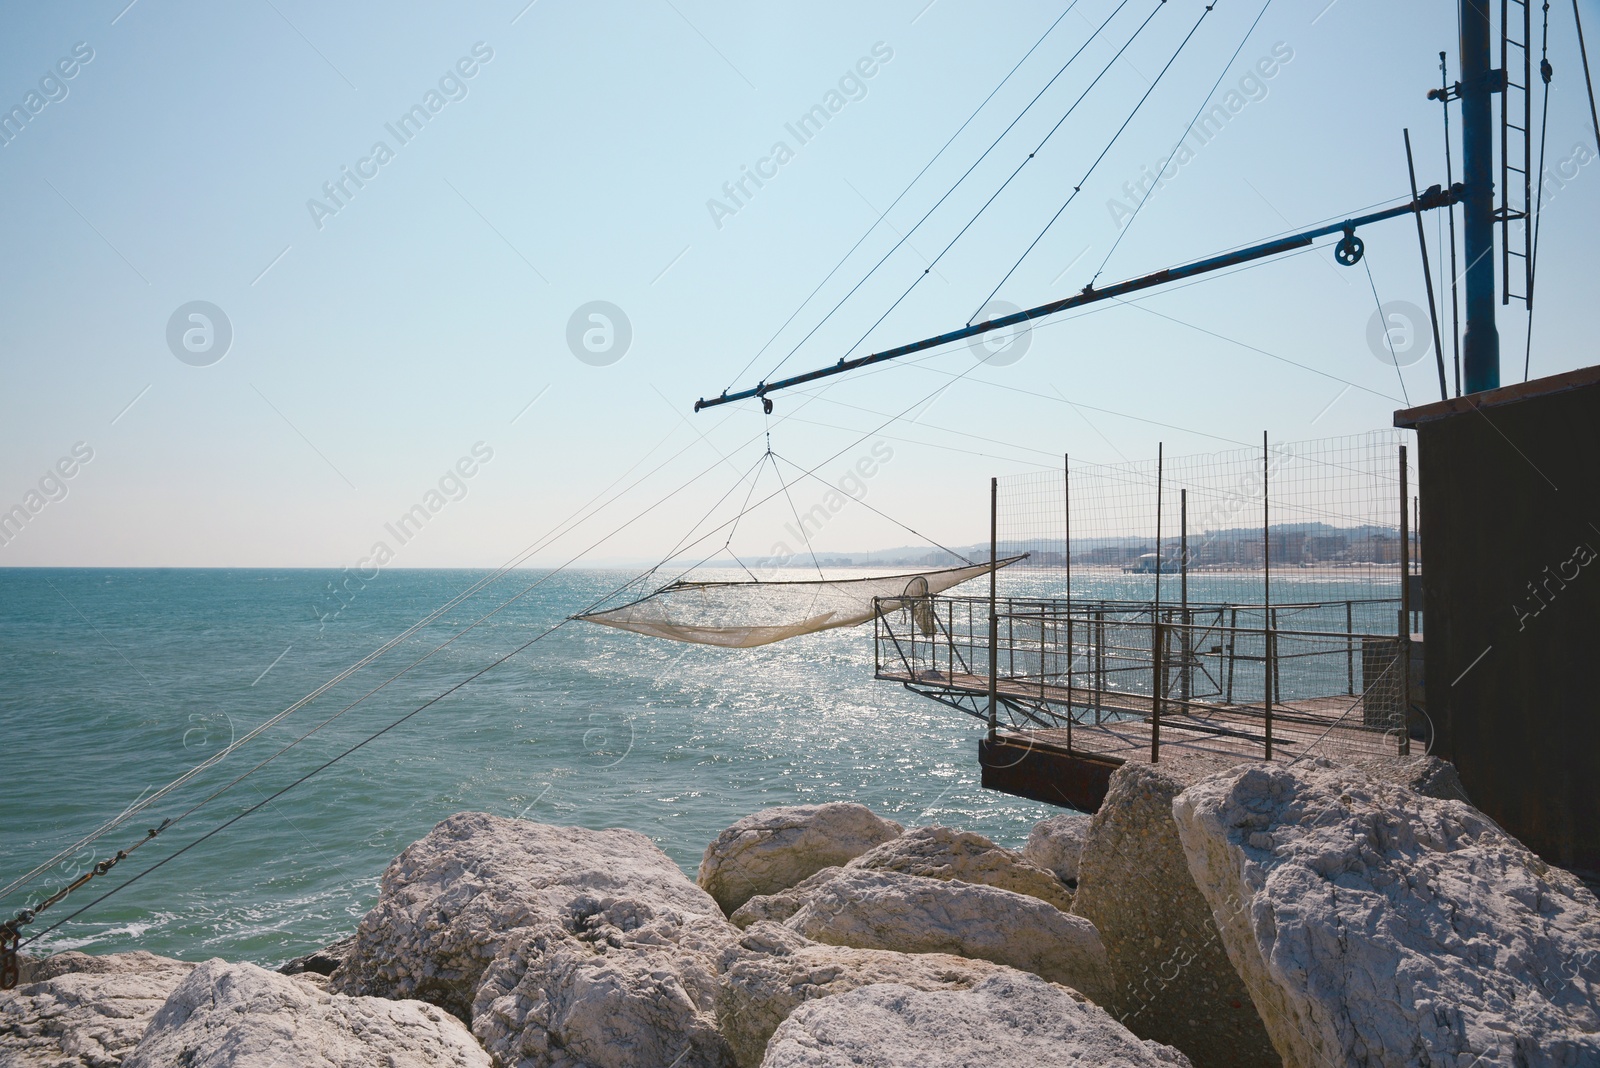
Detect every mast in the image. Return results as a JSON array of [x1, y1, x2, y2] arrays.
[[1460, 0, 1501, 392]]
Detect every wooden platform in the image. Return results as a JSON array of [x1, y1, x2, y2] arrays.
[[879, 665, 1404, 794]]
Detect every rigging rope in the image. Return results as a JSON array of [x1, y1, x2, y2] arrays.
[[1362, 252, 1411, 407], [973, 0, 1222, 315], [0, 414, 729, 913], [771, 451, 975, 566], [759, 0, 1154, 389], [1576, 0, 1600, 156], [816, 0, 1173, 380], [720, 0, 1084, 394], [1091, 0, 1276, 285], [0, 415, 708, 908], [11, 337, 1003, 956]]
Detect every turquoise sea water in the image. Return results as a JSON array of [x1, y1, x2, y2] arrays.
[[0, 565, 1398, 968], [0, 567, 1068, 968]]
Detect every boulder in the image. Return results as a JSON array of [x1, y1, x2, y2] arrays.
[[715, 923, 1009, 1068], [1172, 759, 1600, 1068], [1071, 762, 1278, 1068], [845, 826, 1073, 912], [277, 933, 355, 977], [784, 868, 1110, 1000], [0, 950, 195, 1068], [760, 972, 1194, 1068], [697, 804, 903, 916], [1022, 811, 1092, 884], [331, 812, 719, 1017], [123, 959, 488, 1068], [1356, 753, 1473, 803], [728, 868, 844, 930], [471, 900, 738, 1068]]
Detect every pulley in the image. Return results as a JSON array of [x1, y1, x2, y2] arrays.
[[1334, 228, 1365, 267]]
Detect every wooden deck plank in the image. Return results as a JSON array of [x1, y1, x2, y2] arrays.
[[878, 666, 1401, 766]]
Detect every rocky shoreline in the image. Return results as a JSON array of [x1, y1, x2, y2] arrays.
[[4, 755, 1598, 1067]]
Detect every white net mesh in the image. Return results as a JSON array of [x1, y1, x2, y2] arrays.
[[575, 558, 1022, 648]]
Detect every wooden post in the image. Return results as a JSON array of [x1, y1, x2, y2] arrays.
[[1399, 445, 1411, 756], [988, 477, 999, 739], [1263, 431, 1273, 761]]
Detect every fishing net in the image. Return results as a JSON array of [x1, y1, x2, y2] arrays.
[[575, 557, 1023, 648]]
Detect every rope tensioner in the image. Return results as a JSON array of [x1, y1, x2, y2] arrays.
[[0, 819, 170, 990]]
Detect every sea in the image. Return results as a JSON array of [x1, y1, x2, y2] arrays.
[[0, 565, 1396, 968]]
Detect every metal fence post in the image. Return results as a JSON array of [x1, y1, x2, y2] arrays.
[[1399, 445, 1412, 756], [1094, 609, 1105, 725], [1346, 600, 1355, 695], [988, 477, 998, 739], [1180, 488, 1191, 705], [1151, 620, 1163, 763], [1263, 431, 1273, 761]]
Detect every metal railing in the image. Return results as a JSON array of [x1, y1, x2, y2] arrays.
[[873, 594, 1412, 765]]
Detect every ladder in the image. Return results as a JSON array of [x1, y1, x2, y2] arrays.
[[1500, 0, 1533, 306]]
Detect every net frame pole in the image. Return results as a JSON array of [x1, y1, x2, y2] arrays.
[[1263, 430, 1274, 760], [1399, 444, 1412, 756], [988, 477, 999, 739]]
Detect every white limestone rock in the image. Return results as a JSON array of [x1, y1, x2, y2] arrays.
[[277, 933, 356, 977], [0, 951, 195, 1068], [1172, 759, 1600, 1068], [697, 804, 903, 916], [1357, 753, 1473, 803], [727, 868, 844, 930], [470, 900, 738, 1068], [331, 812, 719, 1017], [1071, 761, 1278, 1068], [759, 972, 1194, 1068], [783, 868, 1110, 1000], [844, 825, 1073, 912], [715, 923, 1008, 1068], [1022, 811, 1092, 884], [122, 959, 489, 1068]]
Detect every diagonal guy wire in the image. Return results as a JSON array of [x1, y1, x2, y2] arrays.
[[42, 178, 150, 285], [260, 0, 358, 90], [44, 579, 153, 685], [250, 384, 359, 491], [658, 0, 757, 89], [443, 177, 550, 283]]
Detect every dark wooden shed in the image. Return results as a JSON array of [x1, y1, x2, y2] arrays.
[[1395, 365, 1600, 881]]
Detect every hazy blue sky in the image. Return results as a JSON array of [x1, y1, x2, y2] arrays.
[[2, 0, 1596, 568]]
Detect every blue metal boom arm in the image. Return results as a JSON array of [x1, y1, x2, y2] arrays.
[[694, 183, 1460, 413]]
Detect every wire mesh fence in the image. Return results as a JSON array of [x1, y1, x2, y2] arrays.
[[879, 431, 1420, 768], [993, 430, 1414, 632]]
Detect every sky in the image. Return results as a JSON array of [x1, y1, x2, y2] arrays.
[[1, 0, 1597, 569]]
